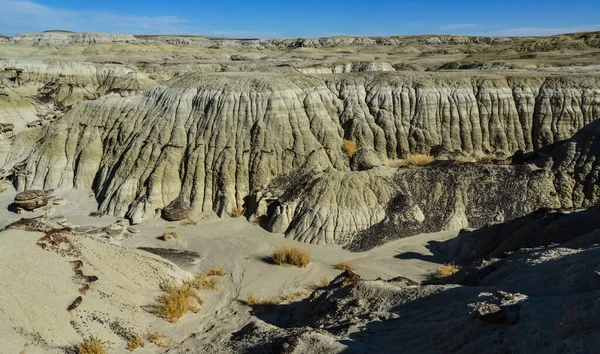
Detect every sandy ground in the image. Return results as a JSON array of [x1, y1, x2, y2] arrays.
[[0, 187, 457, 353]]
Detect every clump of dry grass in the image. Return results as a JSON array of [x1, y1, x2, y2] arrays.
[[153, 283, 200, 323], [186, 274, 221, 291], [408, 154, 435, 166], [306, 277, 331, 291], [205, 267, 227, 277], [343, 139, 358, 158], [271, 246, 310, 268], [245, 295, 279, 306], [454, 155, 473, 163], [334, 262, 358, 271], [147, 330, 170, 347], [387, 159, 411, 168], [280, 291, 309, 302], [181, 218, 197, 226], [229, 207, 245, 218], [432, 264, 461, 279], [127, 336, 144, 351], [159, 232, 178, 241], [77, 338, 107, 354]]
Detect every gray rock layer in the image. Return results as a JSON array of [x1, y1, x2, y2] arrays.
[[4, 72, 600, 244]]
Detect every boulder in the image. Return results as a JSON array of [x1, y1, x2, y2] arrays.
[[0, 123, 14, 133], [13, 190, 50, 211], [472, 303, 508, 323], [161, 197, 191, 221]]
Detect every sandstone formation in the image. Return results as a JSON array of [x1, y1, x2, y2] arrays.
[[13, 189, 50, 211], [1, 70, 599, 246]]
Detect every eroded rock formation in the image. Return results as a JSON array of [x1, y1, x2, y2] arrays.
[[2, 71, 600, 246]]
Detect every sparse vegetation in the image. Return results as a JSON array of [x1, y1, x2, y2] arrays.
[[153, 283, 200, 323], [127, 336, 144, 351], [229, 207, 245, 218], [160, 232, 178, 241], [334, 262, 358, 271], [245, 295, 279, 306], [77, 338, 107, 354], [205, 267, 227, 277], [408, 154, 435, 166], [306, 277, 331, 290], [185, 267, 227, 291], [147, 330, 171, 347], [432, 263, 461, 279], [387, 159, 411, 168], [454, 155, 473, 163], [280, 291, 309, 302], [271, 246, 310, 268], [343, 139, 358, 158], [186, 273, 221, 291]]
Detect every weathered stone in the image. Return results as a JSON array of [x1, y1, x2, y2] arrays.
[[161, 197, 191, 222], [13, 189, 49, 211], [472, 303, 508, 323], [0, 123, 13, 133]]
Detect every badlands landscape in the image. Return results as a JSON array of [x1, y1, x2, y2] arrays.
[[1, 30, 600, 353]]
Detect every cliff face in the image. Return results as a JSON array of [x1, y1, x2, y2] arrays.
[[3, 71, 600, 246]]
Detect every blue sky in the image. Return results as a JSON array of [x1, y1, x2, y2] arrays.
[[0, 0, 599, 38]]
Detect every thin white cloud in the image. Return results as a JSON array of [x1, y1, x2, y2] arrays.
[[439, 24, 481, 31], [491, 24, 600, 37], [0, 0, 194, 35]]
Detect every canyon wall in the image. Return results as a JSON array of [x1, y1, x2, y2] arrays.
[[3, 71, 600, 246]]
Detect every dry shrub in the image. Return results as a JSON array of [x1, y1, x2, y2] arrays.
[[334, 262, 358, 271], [181, 218, 197, 226], [229, 207, 245, 218], [77, 338, 107, 354], [153, 283, 200, 323], [280, 291, 309, 302], [186, 273, 221, 291], [454, 155, 473, 163], [205, 267, 227, 277], [160, 232, 178, 241], [147, 331, 170, 347], [343, 139, 358, 158], [408, 154, 435, 166], [306, 277, 331, 291], [387, 159, 411, 168], [271, 246, 310, 268], [127, 336, 144, 351], [432, 264, 461, 279], [245, 295, 279, 306]]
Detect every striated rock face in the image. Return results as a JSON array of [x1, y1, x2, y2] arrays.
[[264, 161, 559, 249], [545, 119, 600, 208], [2, 71, 600, 246]]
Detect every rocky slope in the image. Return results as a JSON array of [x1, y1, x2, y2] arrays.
[[2, 71, 600, 247], [230, 242, 600, 353]]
